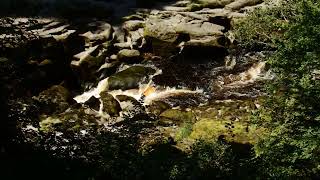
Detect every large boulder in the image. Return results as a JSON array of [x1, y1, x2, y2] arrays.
[[100, 91, 122, 116], [148, 101, 171, 116], [159, 109, 196, 126], [144, 13, 228, 57], [108, 66, 156, 90]]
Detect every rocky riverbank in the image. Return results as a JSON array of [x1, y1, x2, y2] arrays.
[[1, 0, 272, 179]]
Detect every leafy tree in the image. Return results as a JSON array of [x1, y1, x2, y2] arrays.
[[236, 0, 320, 178]]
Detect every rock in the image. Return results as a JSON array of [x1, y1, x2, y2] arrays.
[[129, 28, 146, 48], [108, 66, 156, 90], [39, 107, 98, 132], [84, 96, 100, 111], [123, 20, 145, 31], [116, 95, 140, 105], [117, 49, 141, 63], [225, 0, 263, 10], [80, 22, 113, 45], [97, 61, 120, 78], [209, 15, 231, 30], [144, 15, 184, 56], [115, 95, 146, 117], [197, 0, 235, 8], [71, 46, 100, 67], [113, 26, 126, 43], [100, 91, 122, 116], [148, 101, 171, 115], [34, 85, 70, 114], [144, 13, 228, 57], [163, 6, 191, 12], [114, 42, 132, 49], [144, 15, 181, 43], [71, 46, 107, 83], [175, 22, 224, 37], [159, 109, 196, 125]]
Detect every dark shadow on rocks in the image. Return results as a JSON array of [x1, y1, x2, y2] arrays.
[[0, 0, 180, 23]]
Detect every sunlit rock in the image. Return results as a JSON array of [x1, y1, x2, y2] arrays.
[[108, 66, 156, 90], [117, 49, 141, 63]]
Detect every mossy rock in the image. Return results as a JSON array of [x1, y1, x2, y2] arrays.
[[39, 108, 98, 133], [159, 109, 196, 126], [100, 91, 122, 116], [148, 101, 171, 115], [108, 66, 156, 90], [34, 85, 70, 114]]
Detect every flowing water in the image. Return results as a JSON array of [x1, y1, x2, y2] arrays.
[[74, 58, 272, 124]]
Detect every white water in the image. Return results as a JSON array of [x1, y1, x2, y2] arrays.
[[226, 61, 271, 87], [74, 65, 203, 106], [74, 77, 109, 103]]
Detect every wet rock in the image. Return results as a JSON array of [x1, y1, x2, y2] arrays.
[[34, 85, 70, 114], [84, 96, 100, 111], [108, 66, 156, 90], [100, 91, 121, 116], [117, 49, 141, 63], [98, 61, 120, 77], [116, 95, 140, 105]]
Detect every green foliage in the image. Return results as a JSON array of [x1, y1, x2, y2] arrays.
[[240, 0, 320, 178], [234, 0, 300, 50], [188, 140, 235, 179], [175, 122, 193, 141]]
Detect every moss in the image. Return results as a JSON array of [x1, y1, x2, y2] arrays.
[[160, 109, 196, 123], [170, 99, 267, 145], [39, 116, 62, 132], [189, 118, 266, 144], [175, 122, 193, 141]]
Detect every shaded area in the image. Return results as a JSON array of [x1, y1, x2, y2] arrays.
[[0, 0, 179, 21], [0, 0, 269, 179]]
